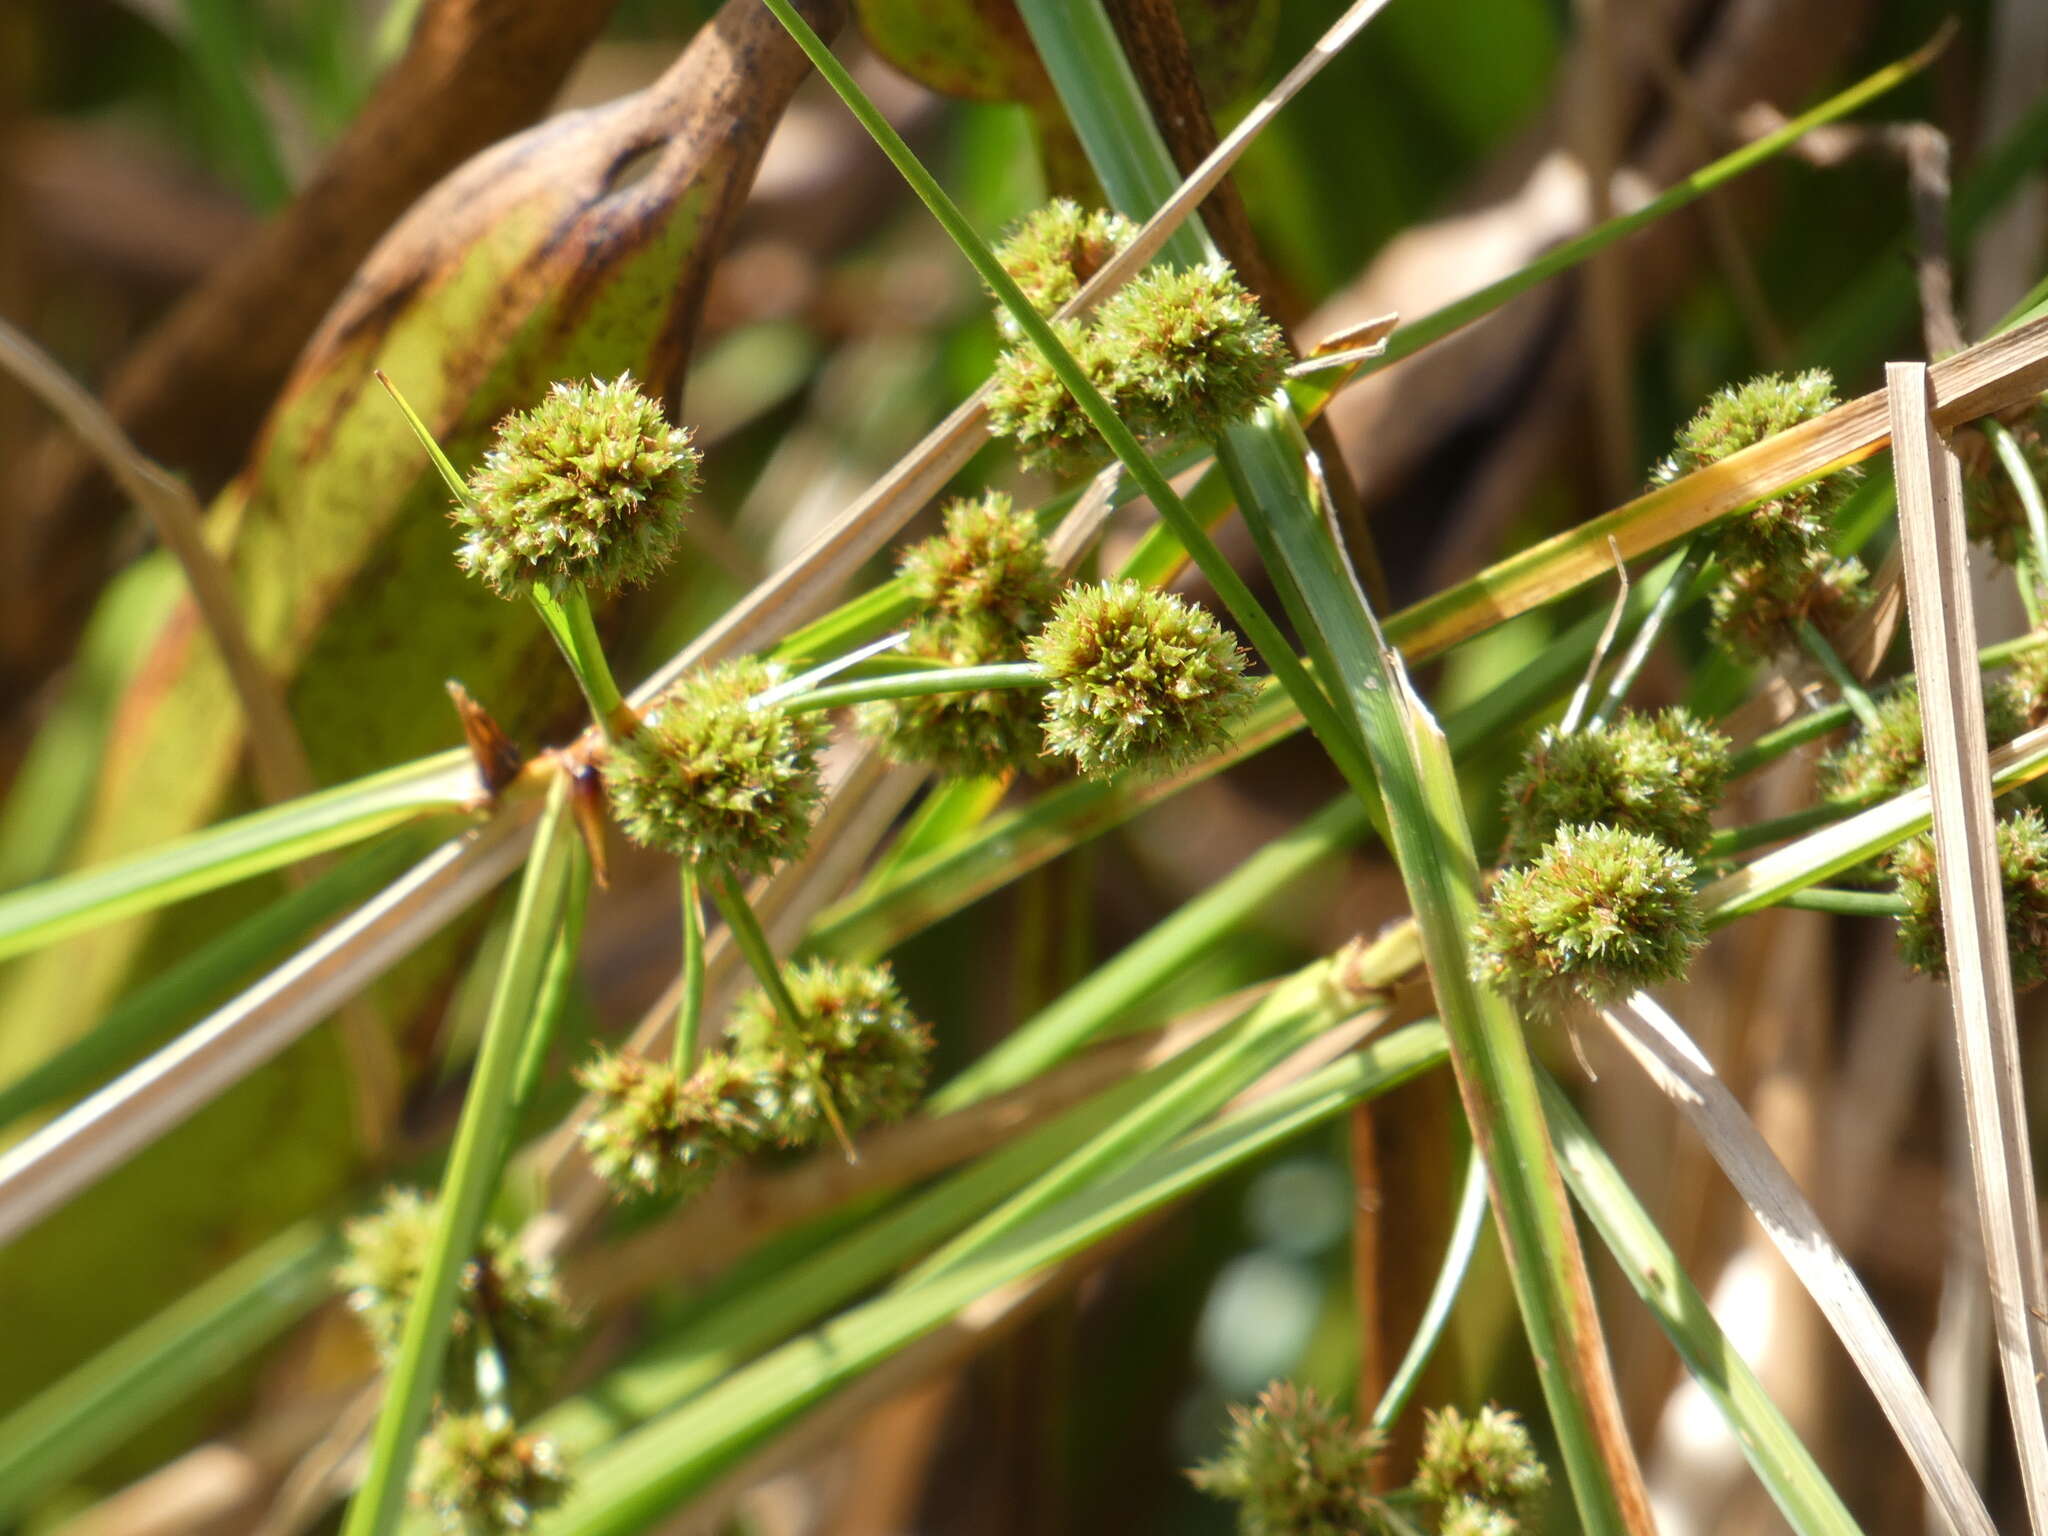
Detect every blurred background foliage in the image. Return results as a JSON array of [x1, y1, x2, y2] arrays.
[[2, 0, 2045, 1531]]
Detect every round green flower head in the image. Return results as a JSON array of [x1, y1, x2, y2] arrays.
[[1028, 579, 1257, 778], [1439, 1500, 1522, 1536], [336, 1189, 573, 1408], [1473, 823, 1704, 1012], [1657, 369, 1854, 565], [1706, 546, 1868, 661], [1412, 1406, 1549, 1529], [1186, 1381, 1387, 1536], [988, 317, 1120, 470], [575, 1049, 758, 1201], [1093, 260, 1288, 443], [1819, 678, 2030, 803], [413, 1413, 569, 1535], [603, 657, 827, 876], [1892, 808, 2048, 989], [1503, 708, 1730, 864], [860, 493, 1062, 776], [1962, 411, 2048, 565], [455, 373, 700, 599], [989, 198, 1138, 339], [730, 960, 935, 1148]]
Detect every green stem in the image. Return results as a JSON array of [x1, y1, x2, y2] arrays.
[[1585, 544, 1708, 730], [341, 778, 579, 1536], [783, 662, 1043, 714], [1371, 1142, 1486, 1433], [508, 842, 591, 1130], [529, 582, 634, 742], [1706, 801, 1867, 858], [1986, 419, 2048, 622], [675, 865, 706, 1077], [1775, 886, 1907, 917], [1797, 619, 1880, 731], [755, 0, 1378, 815]]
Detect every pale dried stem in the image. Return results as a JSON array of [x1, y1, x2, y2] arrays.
[[1889, 359, 2048, 1523]]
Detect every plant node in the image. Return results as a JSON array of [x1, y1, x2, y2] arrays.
[[1186, 1380, 1388, 1536], [455, 374, 700, 599], [1028, 579, 1257, 778], [602, 658, 827, 875], [1503, 708, 1730, 863], [1473, 824, 1704, 1011]]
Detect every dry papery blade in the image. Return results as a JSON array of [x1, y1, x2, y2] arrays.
[[631, 0, 1389, 699], [1889, 359, 2048, 1517], [1599, 992, 1997, 1536]]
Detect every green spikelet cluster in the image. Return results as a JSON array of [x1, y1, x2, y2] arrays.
[[335, 1190, 574, 1410], [1412, 1406, 1549, 1535], [455, 374, 700, 598], [2005, 640, 2048, 730], [602, 658, 828, 875], [859, 493, 1061, 776], [1028, 579, 1257, 778], [1961, 411, 2048, 565], [1503, 708, 1730, 864], [574, 1050, 759, 1201], [985, 203, 1288, 470], [1186, 1382, 1388, 1536], [730, 960, 935, 1147], [1655, 371, 1866, 659], [1818, 679, 2031, 803], [413, 1413, 569, 1535], [1892, 808, 2048, 989], [1473, 823, 1705, 1011], [988, 197, 1138, 339]]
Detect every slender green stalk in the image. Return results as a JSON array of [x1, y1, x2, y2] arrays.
[[1707, 802, 1867, 858], [708, 869, 801, 1031], [509, 843, 592, 1127], [530, 582, 634, 741], [341, 779, 579, 1536], [1798, 620, 1881, 730], [782, 662, 1042, 714], [755, 0, 1378, 816], [675, 865, 706, 1075], [1370, 1144, 1486, 1433], [1775, 887, 1907, 917], [1987, 418, 2048, 621], [1585, 543, 1708, 729]]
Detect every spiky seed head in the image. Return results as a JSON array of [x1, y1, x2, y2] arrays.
[[413, 1413, 569, 1535], [455, 374, 700, 599], [989, 198, 1138, 338], [988, 317, 1119, 471], [1961, 414, 2048, 566], [336, 1190, 574, 1409], [729, 960, 935, 1147], [573, 1050, 757, 1201], [1892, 808, 2048, 989], [1818, 678, 2031, 803], [897, 491, 1061, 632], [1439, 1499, 1522, 1536], [1092, 261, 1288, 442], [1473, 824, 1705, 1011], [1028, 579, 1257, 778], [1186, 1381, 1389, 1536], [602, 658, 827, 875], [1412, 1405, 1549, 1525], [1706, 547, 1869, 661], [1503, 708, 1731, 864], [857, 615, 1048, 777]]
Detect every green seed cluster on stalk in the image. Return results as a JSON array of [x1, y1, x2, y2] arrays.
[[1891, 808, 2048, 988], [1502, 708, 1730, 864], [1413, 1405, 1551, 1535], [1818, 678, 2032, 803], [1028, 578, 1257, 778], [603, 657, 829, 876], [1961, 407, 2048, 565], [412, 1414, 569, 1535], [335, 1190, 575, 1412], [454, 373, 701, 600], [1655, 370, 1867, 660], [577, 960, 933, 1199], [985, 202, 1288, 468], [858, 492, 1062, 775]]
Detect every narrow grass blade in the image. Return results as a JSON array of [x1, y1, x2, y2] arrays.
[[0, 804, 538, 1245], [0, 750, 474, 963], [1371, 1144, 1487, 1432], [1599, 992, 1995, 1536], [1889, 359, 2048, 1518], [1538, 1075, 1864, 1536], [0, 1221, 337, 1516], [342, 779, 580, 1536]]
